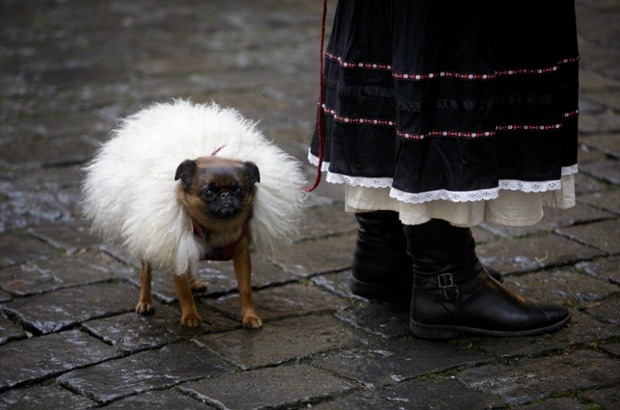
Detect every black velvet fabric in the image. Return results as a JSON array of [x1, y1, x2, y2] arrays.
[[309, 0, 579, 198]]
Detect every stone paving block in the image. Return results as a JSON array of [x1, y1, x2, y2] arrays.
[[0, 135, 97, 168], [312, 337, 490, 389], [0, 185, 82, 232], [178, 363, 356, 410], [480, 203, 614, 238], [195, 68, 298, 95], [0, 329, 117, 390], [519, 397, 589, 410], [477, 234, 605, 274], [39, 66, 129, 90], [504, 267, 617, 307], [600, 342, 620, 356], [28, 222, 102, 254], [557, 218, 620, 254], [312, 376, 502, 410], [83, 303, 237, 354], [457, 349, 620, 406], [1, 112, 110, 141], [305, 181, 347, 206], [0, 316, 27, 346], [2, 282, 137, 334], [578, 142, 607, 162], [57, 341, 231, 405], [132, 55, 232, 76], [579, 111, 620, 134], [194, 90, 302, 131], [3, 164, 84, 190], [580, 159, 620, 185], [0, 383, 97, 409], [578, 188, 620, 215], [581, 296, 620, 324], [467, 310, 620, 358], [579, 69, 620, 94], [472, 225, 497, 244], [577, 255, 620, 285], [196, 315, 364, 370], [0, 233, 58, 268], [574, 172, 608, 194], [0, 250, 135, 296], [586, 90, 620, 116], [581, 133, 620, 158], [579, 386, 620, 410], [312, 270, 365, 300], [297, 204, 357, 240], [336, 300, 411, 339], [102, 388, 214, 409], [209, 282, 349, 323], [270, 233, 356, 276]]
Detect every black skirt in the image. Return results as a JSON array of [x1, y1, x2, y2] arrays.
[[309, 0, 579, 204]]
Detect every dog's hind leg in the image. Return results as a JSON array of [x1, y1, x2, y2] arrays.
[[174, 271, 203, 327], [189, 274, 207, 294], [136, 259, 155, 315]]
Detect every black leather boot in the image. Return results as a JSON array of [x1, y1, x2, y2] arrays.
[[404, 219, 571, 339], [351, 211, 413, 297], [351, 212, 503, 298]]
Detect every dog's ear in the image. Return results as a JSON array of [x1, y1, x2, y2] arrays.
[[175, 159, 197, 190], [243, 161, 260, 185]]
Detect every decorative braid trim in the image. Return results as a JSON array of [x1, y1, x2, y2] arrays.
[[307, 151, 578, 204], [325, 52, 580, 81], [325, 52, 392, 71], [322, 104, 578, 140], [322, 105, 396, 127]]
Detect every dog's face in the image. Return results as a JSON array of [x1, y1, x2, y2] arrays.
[[175, 156, 260, 227]]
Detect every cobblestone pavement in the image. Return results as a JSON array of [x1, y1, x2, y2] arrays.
[[1, 0, 619, 408]]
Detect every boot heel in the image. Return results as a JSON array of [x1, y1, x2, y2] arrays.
[[409, 319, 460, 339]]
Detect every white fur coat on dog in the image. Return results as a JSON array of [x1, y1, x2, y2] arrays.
[[82, 100, 306, 275]]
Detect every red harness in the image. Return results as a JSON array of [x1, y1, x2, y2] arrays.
[[192, 219, 249, 261]]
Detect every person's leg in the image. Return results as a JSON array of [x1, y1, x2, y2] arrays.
[[351, 211, 412, 297], [404, 219, 570, 339]]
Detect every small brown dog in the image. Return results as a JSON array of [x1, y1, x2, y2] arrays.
[[135, 156, 263, 328], [82, 101, 305, 329]]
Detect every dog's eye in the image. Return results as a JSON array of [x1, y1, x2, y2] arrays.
[[200, 188, 215, 200], [234, 186, 244, 195]]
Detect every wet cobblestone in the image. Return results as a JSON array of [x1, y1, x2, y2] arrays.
[[1, 0, 618, 408]]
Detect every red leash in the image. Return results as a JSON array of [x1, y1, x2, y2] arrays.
[[304, 0, 328, 192], [211, 145, 225, 156]]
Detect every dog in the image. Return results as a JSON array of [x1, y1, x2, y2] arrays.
[[82, 100, 305, 328]]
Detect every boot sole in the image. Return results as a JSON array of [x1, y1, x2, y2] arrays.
[[410, 313, 571, 339]]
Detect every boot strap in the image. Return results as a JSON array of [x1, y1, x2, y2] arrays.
[[415, 269, 486, 301]]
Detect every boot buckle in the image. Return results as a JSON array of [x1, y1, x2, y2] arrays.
[[437, 273, 460, 300]]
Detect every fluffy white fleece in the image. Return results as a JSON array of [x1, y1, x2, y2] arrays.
[[82, 99, 306, 274]]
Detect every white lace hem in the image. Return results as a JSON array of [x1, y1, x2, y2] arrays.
[[308, 151, 578, 204]]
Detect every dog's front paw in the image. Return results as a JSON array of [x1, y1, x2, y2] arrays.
[[135, 301, 154, 315], [181, 311, 202, 327], [242, 314, 263, 329]]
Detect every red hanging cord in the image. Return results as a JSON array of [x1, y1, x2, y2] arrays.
[[304, 0, 328, 192]]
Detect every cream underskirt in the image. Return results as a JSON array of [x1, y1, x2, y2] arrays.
[[343, 174, 576, 228]]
